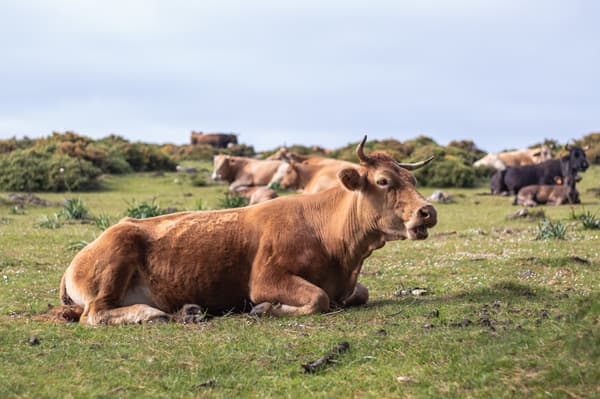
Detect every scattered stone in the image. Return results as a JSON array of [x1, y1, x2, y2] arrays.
[[375, 329, 388, 336], [422, 323, 435, 329], [393, 288, 429, 297], [569, 256, 591, 265], [507, 207, 545, 220], [492, 300, 502, 309], [6, 193, 58, 207], [396, 376, 413, 383], [428, 190, 454, 203], [28, 337, 40, 346], [89, 343, 102, 350]]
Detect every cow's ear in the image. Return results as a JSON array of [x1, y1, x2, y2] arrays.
[[338, 168, 363, 191]]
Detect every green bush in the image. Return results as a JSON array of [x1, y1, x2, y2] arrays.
[[125, 199, 175, 219], [0, 149, 102, 192], [413, 158, 477, 188], [217, 192, 249, 209], [61, 198, 90, 220]]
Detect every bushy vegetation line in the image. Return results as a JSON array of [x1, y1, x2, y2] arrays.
[[1, 131, 598, 191]]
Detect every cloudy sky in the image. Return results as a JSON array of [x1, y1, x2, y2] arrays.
[[0, 0, 598, 152]]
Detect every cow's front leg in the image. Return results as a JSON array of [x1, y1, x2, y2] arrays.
[[249, 275, 330, 317], [342, 283, 369, 307]]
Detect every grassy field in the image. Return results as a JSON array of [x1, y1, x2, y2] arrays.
[[1, 163, 599, 398]]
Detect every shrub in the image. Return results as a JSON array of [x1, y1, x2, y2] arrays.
[[94, 214, 112, 230], [218, 192, 249, 209], [413, 158, 477, 187], [37, 214, 63, 229], [125, 199, 173, 219], [535, 219, 567, 240], [0, 149, 102, 192], [61, 198, 90, 220]]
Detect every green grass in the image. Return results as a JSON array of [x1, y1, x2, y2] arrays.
[[0, 164, 599, 398]]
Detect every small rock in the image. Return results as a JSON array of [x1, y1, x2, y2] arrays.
[[375, 329, 388, 336], [396, 376, 413, 383], [28, 337, 40, 346], [195, 379, 216, 389], [422, 323, 435, 329]]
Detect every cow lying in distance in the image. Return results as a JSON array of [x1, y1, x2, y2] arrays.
[[280, 156, 359, 194], [515, 175, 580, 207], [55, 136, 437, 325], [212, 155, 288, 190], [474, 145, 553, 171], [501, 145, 589, 195]]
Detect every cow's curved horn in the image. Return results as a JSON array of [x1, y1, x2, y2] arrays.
[[356, 135, 369, 164], [396, 156, 435, 171]]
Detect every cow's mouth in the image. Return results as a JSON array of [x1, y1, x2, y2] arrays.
[[407, 225, 429, 240]]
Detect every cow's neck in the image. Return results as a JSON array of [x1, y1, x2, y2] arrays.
[[297, 163, 322, 189], [307, 189, 383, 272]]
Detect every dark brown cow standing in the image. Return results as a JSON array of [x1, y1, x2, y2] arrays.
[[57, 137, 437, 325], [190, 132, 238, 148]]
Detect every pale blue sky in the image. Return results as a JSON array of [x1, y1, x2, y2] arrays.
[[0, 0, 598, 152]]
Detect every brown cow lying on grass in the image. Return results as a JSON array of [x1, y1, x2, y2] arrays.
[[280, 156, 359, 194], [212, 155, 288, 190], [474, 145, 553, 171], [54, 137, 437, 325], [515, 175, 579, 207]]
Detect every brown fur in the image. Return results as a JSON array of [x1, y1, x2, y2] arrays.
[[57, 142, 437, 325], [212, 155, 287, 190], [516, 176, 579, 207], [280, 156, 359, 194], [233, 186, 278, 205]]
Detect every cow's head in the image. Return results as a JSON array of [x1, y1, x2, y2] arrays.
[[338, 136, 437, 240], [212, 155, 236, 181], [564, 144, 589, 173], [226, 134, 238, 146], [531, 145, 553, 163], [279, 161, 301, 190]]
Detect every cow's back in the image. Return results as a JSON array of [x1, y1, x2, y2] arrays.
[[503, 160, 562, 194]]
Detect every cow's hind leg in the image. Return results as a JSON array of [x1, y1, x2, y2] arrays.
[[250, 275, 330, 317], [78, 224, 170, 325]]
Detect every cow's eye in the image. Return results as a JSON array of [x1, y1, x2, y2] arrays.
[[376, 178, 388, 186]]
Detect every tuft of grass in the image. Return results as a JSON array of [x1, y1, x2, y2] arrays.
[[217, 192, 249, 209], [535, 219, 567, 240], [125, 198, 166, 219], [37, 214, 63, 229], [194, 199, 209, 211], [569, 207, 600, 229], [68, 239, 91, 251], [61, 198, 89, 220], [9, 206, 25, 215], [94, 214, 112, 230]]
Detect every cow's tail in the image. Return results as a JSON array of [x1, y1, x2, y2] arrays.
[[39, 274, 84, 323]]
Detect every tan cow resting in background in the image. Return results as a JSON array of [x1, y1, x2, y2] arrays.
[[280, 156, 359, 194], [473, 145, 553, 171], [54, 136, 437, 325], [212, 155, 288, 190]]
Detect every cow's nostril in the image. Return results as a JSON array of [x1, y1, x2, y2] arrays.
[[419, 208, 430, 220]]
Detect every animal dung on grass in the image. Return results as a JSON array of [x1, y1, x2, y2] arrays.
[[301, 341, 350, 373]]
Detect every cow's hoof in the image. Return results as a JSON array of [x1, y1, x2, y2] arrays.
[[147, 314, 171, 324], [249, 302, 273, 317]]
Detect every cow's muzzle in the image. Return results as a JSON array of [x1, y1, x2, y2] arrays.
[[407, 204, 437, 240]]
